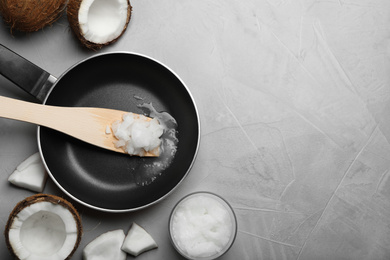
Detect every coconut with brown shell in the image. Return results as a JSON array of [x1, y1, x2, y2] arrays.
[[67, 0, 132, 50], [4, 194, 83, 260], [0, 0, 67, 32]]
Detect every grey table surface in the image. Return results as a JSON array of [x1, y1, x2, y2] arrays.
[[1, 0, 390, 259]]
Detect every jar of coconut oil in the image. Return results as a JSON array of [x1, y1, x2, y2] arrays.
[[169, 192, 237, 259]]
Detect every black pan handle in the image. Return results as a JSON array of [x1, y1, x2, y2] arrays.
[[0, 44, 57, 102]]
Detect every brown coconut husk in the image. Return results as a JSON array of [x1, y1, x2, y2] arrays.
[[4, 194, 83, 260], [67, 0, 132, 50], [0, 0, 68, 32]]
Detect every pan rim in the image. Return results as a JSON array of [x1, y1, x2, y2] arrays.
[[36, 51, 201, 213]]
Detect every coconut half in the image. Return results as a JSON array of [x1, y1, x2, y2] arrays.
[[0, 0, 67, 32], [4, 194, 82, 260], [67, 0, 131, 50]]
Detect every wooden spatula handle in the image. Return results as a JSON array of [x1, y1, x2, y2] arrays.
[[0, 95, 55, 126], [0, 95, 105, 139]]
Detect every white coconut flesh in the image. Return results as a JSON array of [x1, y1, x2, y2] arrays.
[[78, 0, 129, 44], [7, 201, 79, 260], [121, 223, 158, 256], [83, 229, 126, 260], [8, 152, 48, 193]]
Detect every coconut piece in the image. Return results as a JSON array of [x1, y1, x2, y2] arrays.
[[4, 194, 82, 260], [83, 229, 126, 260], [8, 152, 48, 193], [105, 125, 111, 135], [0, 0, 67, 32], [121, 223, 158, 257], [67, 0, 131, 50]]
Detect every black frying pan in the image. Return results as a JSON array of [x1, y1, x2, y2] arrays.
[[0, 44, 200, 212]]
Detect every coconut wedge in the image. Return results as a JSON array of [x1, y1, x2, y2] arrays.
[[0, 0, 67, 32], [8, 152, 48, 193], [67, 0, 132, 49], [4, 194, 82, 260], [121, 223, 158, 257], [83, 229, 126, 260]]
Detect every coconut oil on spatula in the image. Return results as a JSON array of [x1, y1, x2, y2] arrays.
[[0, 95, 159, 157]]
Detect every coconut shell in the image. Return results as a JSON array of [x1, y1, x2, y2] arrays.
[[4, 194, 83, 260], [0, 0, 67, 32], [67, 0, 132, 50]]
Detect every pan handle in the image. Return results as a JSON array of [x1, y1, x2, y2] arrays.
[[0, 44, 57, 102]]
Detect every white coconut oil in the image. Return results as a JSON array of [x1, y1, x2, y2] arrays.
[[169, 192, 237, 260], [135, 102, 179, 185], [111, 100, 179, 186]]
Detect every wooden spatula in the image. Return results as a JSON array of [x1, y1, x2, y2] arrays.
[[0, 95, 159, 157]]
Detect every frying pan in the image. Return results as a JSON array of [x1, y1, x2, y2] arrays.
[[0, 44, 200, 212]]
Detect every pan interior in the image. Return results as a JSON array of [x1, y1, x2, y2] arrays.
[[39, 53, 199, 211]]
